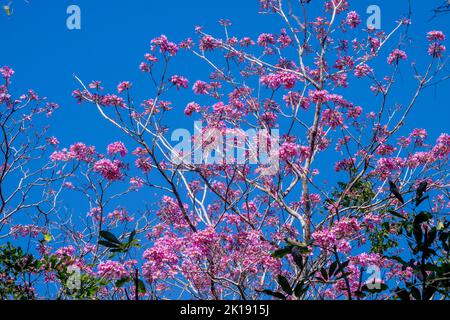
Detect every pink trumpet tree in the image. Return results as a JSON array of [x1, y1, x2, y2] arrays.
[[1, 0, 449, 300]]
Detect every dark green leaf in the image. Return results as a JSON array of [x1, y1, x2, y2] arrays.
[[414, 212, 432, 225], [361, 283, 388, 293], [137, 279, 146, 294], [411, 287, 421, 300], [271, 246, 292, 259], [98, 240, 120, 248], [99, 231, 121, 245], [277, 275, 293, 295], [396, 288, 410, 300], [115, 277, 131, 288], [128, 230, 136, 244], [388, 210, 406, 220], [258, 289, 286, 300]]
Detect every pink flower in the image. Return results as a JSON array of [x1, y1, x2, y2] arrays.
[[130, 177, 144, 189], [98, 260, 129, 280], [56, 246, 75, 258], [334, 157, 355, 172], [283, 92, 311, 110], [87, 207, 103, 222], [428, 43, 446, 58], [312, 218, 361, 254], [108, 208, 134, 223], [10, 224, 45, 239], [192, 80, 210, 94], [376, 157, 405, 179], [47, 136, 60, 146], [151, 35, 179, 56], [89, 81, 103, 90], [277, 29, 292, 48], [354, 64, 373, 78], [387, 49, 407, 65], [107, 141, 128, 157], [346, 11, 361, 29], [322, 108, 344, 129], [427, 30, 446, 42], [260, 71, 300, 90], [240, 37, 255, 47], [69, 142, 96, 162], [169, 75, 189, 90], [432, 133, 450, 159], [50, 149, 71, 162], [135, 157, 152, 173], [309, 90, 330, 104], [279, 142, 300, 161], [257, 33, 275, 47], [93, 159, 123, 181], [117, 81, 132, 93], [184, 102, 201, 116], [0, 66, 15, 80], [199, 35, 222, 51]]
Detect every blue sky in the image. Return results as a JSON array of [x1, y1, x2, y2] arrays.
[[0, 0, 449, 297]]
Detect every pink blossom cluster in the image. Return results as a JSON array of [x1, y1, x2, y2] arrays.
[[184, 102, 201, 116], [354, 64, 373, 78], [93, 158, 124, 181], [260, 71, 300, 90], [150, 35, 179, 56], [117, 81, 132, 93], [98, 260, 133, 280], [107, 208, 134, 223], [345, 11, 361, 29], [427, 30, 446, 58], [107, 141, 128, 157], [50, 142, 96, 163], [312, 218, 361, 253], [309, 90, 330, 104], [169, 75, 189, 90], [376, 157, 405, 179], [387, 49, 407, 65], [199, 35, 222, 51], [10, 224, 45, 239]]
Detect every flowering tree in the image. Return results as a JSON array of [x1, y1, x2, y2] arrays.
[[1, 0, 449, 300]]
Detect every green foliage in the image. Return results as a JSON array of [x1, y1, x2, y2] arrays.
[[0, 243, 38, 300], [98, 230, 139, 255], [332, 179, 376, 209]]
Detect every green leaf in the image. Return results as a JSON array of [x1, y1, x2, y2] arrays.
[[414, 212, 432, 225], [413, 224, 423, 246], [294, 281, 306, 298], [361, 283, 388, 293], [411, 287, 421, 300], [291, 246, 304, 270], [320, 268, 328, 281], [258, 289, 286, 300], [136, 279, 146, 294], [415, 196, 429, 207], [271, 246, 292, 259], [396, 288, 410, 300], [388, 210, 406, 220], [277, 275, 292, 295], [98, 240, 120, 248], [99, 231, 121, 245], [115, 277, 131, 288], [128, 230, 136, 244], [329, 261, 338, 277]]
